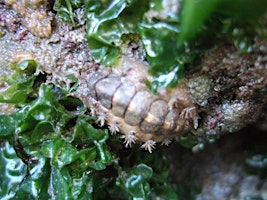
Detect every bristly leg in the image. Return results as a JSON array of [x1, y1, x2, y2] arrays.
[[180, 107, 199, 129], [161, 139, 172, 146], [108, 121, 119, 134], [96, 112, 106, 127], [121, 131, 137, 148], [90, 106, 97, 116], [141, 140, 156, 153]]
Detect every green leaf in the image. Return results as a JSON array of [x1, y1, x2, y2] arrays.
[[139, 22, 180, 75], [54, 0, 83, 25], [179, 0, 220, 44], [219, 0, 267, 19], [149, 184, 179, 200], [85, 0, 149, 65], [0, 105, 30, 138], [44, 137, 81, 168], [50, 166, 73, 198], [116, 164, 153, 199], [71, 172, 94, 199], [0, 60, 38, 103], [0, 141, 28, 199], [80, 120, 108, 141], [0, 114, 17, 137], [178, 134, 199, 149], [178, 0, 267, 44], [30, 121, 55, 143], [11, 157, 50, 199]]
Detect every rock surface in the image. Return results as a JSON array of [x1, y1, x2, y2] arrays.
[[0, 1, 267, 199]]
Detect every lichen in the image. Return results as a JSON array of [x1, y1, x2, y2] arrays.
[[187, 75, 212, 107], [4, 0, 53, 38]]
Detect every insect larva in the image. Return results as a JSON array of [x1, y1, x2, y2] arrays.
[[81, 56, 199, 152]]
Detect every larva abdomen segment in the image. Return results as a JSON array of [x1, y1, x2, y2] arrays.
[[88, 72, 109, 98], [95, 75, 121, 109], [152, 107, 179, 137], [140, 100, 168, 133], [112, 84, 136, 117], [124, 90, 153, 126]]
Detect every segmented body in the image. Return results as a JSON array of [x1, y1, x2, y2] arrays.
[[79, 56, 199, 152]]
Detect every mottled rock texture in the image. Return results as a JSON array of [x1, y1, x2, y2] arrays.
[[0, 1, 267, 199]]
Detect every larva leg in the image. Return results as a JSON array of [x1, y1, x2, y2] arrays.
[[121, 131, 137, 148], [180, 107, 199, 129], [141, 140, 156, 153]]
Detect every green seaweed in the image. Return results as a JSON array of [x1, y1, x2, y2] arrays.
[[54, 0, 267, 87], [0, 60, 180, 199]]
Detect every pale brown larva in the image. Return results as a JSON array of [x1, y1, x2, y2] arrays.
[[79, 56, 199, 152]]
